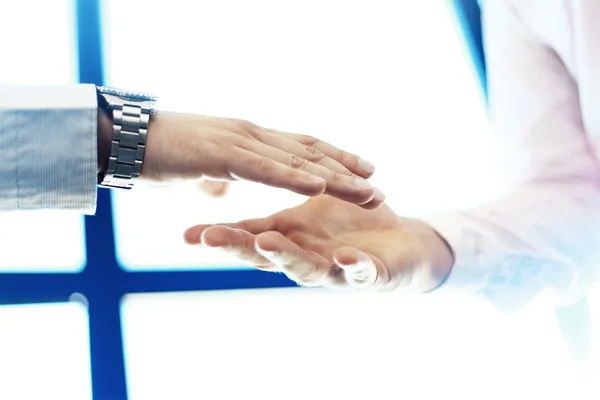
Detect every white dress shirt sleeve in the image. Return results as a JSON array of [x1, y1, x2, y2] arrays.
[[422, 0, 600, 312], [0, 84, 98, 214]]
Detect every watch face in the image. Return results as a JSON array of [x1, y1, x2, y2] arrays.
[[97, 86, 158, 102]]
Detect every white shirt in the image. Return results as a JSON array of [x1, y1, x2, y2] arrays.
[[425, 0, 600, 312]]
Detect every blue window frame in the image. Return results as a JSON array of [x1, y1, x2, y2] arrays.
[[452, 0, 486, 97]]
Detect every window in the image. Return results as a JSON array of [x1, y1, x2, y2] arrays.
[[0, 0, 86, 272], [104, 0, 497, 271], [121, 289, 583, 400], [0, 0, 77, 85], [0, 302, 92, 400]]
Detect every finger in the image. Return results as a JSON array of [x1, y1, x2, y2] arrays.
[[333, 246, 380, 289], [198, 180, 230, 197], [359, 187, 386, 210], [236, 217, 278, 234], [255, 231, 330, 286], [230, 148, 327, 197], [201, 225, 274, 269], [183, 217, 276, 245], [273, 130, 376, 178], [242, 141, 378, 206], [184, 224, 214, 245], [256, 131, 360, 179]]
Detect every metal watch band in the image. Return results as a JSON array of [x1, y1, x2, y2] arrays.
[[97, 87, 157, 190]]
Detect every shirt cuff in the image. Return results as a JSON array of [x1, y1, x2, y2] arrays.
[[0, 84, 98, 214], [421, 212, 490, 294], [420, 211, 572, 313]]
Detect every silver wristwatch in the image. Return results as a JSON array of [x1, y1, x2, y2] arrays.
[[96, 86, 158, 189]]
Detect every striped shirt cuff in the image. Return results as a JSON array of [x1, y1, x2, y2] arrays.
[[0, 84, 98, 214]]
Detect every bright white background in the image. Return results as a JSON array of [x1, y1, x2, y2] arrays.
[[0, 302, 92, 400]]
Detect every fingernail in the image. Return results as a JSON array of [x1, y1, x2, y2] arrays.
[[373, 187, 386, 202], [358, 158, 375, 174], [353, 178, 374, 190]]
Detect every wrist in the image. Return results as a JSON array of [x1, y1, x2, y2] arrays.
[[97, 106, 113, 175], [139, 109, 168, 182], [401, 217, 455, 292]]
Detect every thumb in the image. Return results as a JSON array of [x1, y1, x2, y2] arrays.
[[333, 246, 378, 288]]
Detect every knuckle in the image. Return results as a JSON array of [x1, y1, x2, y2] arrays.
[[342, 168, 354, 177], [297, 135, 319, 147], [236, 221, 250, 231], [290, 155, 310, 170], [304, 146, 326, 163], [256, 157, 276, 171], [285, 232, 305, 246], [238, 231, 255, 248], [232, 118, 260, 136], [336, 148, 349, 160], [330, 171, 345, 182]]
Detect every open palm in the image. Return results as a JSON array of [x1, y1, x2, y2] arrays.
[[184, 195, 434, 291]]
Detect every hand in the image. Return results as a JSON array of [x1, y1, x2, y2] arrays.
[[139, 112, 384, 208], [183, 195, 454, 292]]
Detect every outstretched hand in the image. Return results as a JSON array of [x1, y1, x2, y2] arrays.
[[136, 112, 384, 208], [184, 195, 453, 292]]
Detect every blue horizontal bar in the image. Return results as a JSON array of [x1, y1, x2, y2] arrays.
[[0, 269, 298, 304]]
